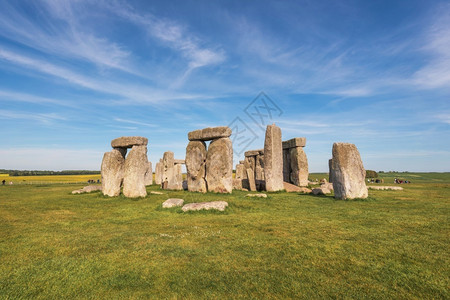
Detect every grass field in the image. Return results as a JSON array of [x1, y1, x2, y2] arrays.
[[0, 173, 449, 298]]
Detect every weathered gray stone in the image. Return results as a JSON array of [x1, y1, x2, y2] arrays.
[[246, 168, 256, 191], [167, 163, 183, 190], [282, 137, 306, 149], [101, 149, 125, 197], [244, 149, 264, 157], [111, 136, 148, 148], [144, 161, 153, 186], [233, 178, 243, 190], [236, 164, 245, 179], [264, 124, 284, 191], [328, 159, 333, 183], [114, 147, 127, 158], [246, 193, 267, 198], [283, 182, 300, 193], [186, 141, 207, 193], [123, 145, 148, 198], [182, 201, 228, 212], [150, 191, 164, 195], [312, 187, 331, 195], [155, 162, 163, 185], [321, 182, 334, 191], [244, 156, 256, 173], [72, 185, 102, 194], [290, 147, 309, 187], [206, 137, 233, 193], [188, 126, 232, 141], [283, 149, 291, 182], [331, 143, 368, 200], [162, 198, 184, 208]]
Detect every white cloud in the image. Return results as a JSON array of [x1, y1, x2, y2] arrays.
[[0, 109, 66, 124]]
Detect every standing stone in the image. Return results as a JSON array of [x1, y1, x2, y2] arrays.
[[206, 137, 233, 193], [166, 163, 182, 190], [144, 161, 153, 186], [264, 124, 284, 191], [246, 168, 257, 191], [331, 143, 368, 200], [155, 161, 162, 185], [328, 159, 333, 183], [101, 149, 125, 197], [123, 145, 148, 198], [283, 149, 290, 182], [236, 163, 245, 180], [290, 147, 309, 187], [186, 141, 207, 193]]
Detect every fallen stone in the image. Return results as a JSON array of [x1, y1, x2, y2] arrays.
[[123, 145, 148, 198], [246, 193, 267, 198], [162, 198, 184, 208], [206, 137, 233, 193], [111, 136, 148, 148], [312, 187, 331, 195], [150, 191, 164, 195], [321, 182, 334, 191], [283, 182, 301, 192], [72, 185, 102, 194], [264, 124, 284, 191], [282, 137, 306, 149], [186, 141, 207, 193], [101, 149, 125, 197], [182, 201, 228, 212], [188, 126, 232, 141], [368, 186, 404, 191], [331, 143, 368, 200]]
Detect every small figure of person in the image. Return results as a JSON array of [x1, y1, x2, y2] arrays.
[[9, 181, 13, 185], [2, 179, 5, 185]]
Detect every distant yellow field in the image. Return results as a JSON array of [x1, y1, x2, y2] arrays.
[[0, 174, 101, 184]]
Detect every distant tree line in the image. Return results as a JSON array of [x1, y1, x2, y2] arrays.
[[0, 169, 100, 176], [365, 170, 378, 178]]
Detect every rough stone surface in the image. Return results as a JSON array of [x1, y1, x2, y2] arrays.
[[232, 178, 243, 190], [264, 124, 284, 191], [162, 198, 184, 208], [144, 161, 153, 186], [186, 141, 207, 193], [167, 163, 183, 190], [101, 149, 125, 197], [188, 126, 232, 141], [246, 193, 267, 198], [206, 137, 233, 193], [331, 143, 368, 200], [182, 201, 228, 212], [328, 159, 333, 183], [282, 137, 306, 149], [246, 168, 257, 191], [283, 182, 301, 193], [72, 185, 102, 194], [321, 182, 334, 191], [123, 145, 148, 198], [150, 191, 164, 195], [290, 147, 309, 187], [236, 164, 245, 180], [245, 149, 264, 157], [174, 159, 185, 165], [111, 136, 148, 148], [368, 186, 403, 191], [155, 162, 163, 185], [114, 147, 127, 158], [283, 149, 291, 182], [312, 187, 331, 195]]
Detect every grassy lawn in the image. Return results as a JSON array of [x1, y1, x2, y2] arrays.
[[0, 174, 449, 299]]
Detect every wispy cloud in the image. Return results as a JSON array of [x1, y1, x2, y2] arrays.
[[0, 109, 66, 124], [0, 90, 75, 107], [114, 118, 158, 128]]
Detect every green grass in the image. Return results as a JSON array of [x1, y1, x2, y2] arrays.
[[0, 174, 449, 299]]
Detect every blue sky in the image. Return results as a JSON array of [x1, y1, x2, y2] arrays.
[[0, 0, 449, 172]]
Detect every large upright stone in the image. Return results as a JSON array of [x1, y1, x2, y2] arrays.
[[111, 136, 148, 148], [144, 161, 153, 186], [206, 137, 233, 193], [101, 149, 125, 197], [331, 143, 368, 200], [290, 147, 309, 187], [328, 159, 333, 183], [186, 141, 207, 193], [283, 149, 290, 182], [188, 126, 232, 141], [123, 145, 148, 198], [163, 151, 182, 190], [264, 124, 284, 191], [246, 168, 257, 191], [155, 161, 162, 185]]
